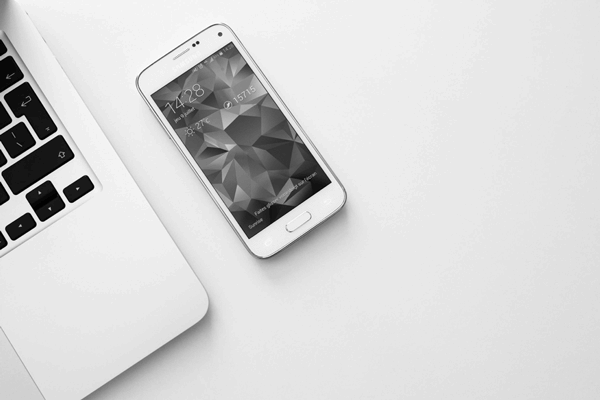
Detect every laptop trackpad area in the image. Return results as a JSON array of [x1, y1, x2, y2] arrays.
[[0, 327, 44, 400]]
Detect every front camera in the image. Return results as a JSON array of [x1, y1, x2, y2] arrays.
[[218, 32, 223, 37]]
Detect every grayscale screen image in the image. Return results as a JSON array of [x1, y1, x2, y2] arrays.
[[151, 43, 330, 238]]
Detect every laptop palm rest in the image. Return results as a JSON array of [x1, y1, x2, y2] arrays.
[[0, 327, 45, 400]]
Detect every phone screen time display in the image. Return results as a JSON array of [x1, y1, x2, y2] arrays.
[[151, 43, 330, 238]]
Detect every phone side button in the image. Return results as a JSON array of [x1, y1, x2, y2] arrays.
[[285, 211, 312, 233]]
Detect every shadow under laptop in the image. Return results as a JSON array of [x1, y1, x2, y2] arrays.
[[84, 204, 350, 400], [83, 309, 215, 400]]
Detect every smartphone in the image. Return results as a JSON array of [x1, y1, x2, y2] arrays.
[[136, 24, 346, 258]]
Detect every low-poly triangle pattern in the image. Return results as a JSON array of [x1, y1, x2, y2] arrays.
[[152, 43, 330, 238]]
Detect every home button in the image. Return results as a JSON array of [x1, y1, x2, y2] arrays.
[[286, 212, 312, 232]]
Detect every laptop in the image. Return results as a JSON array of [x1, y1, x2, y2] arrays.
[[0, 1, 209, 399]]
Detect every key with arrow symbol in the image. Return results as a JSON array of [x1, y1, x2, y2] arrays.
[[0, 56, 24, 92], [64, 175, 94, 203], [26, 180, 65, 222], [6, 213, 36, 241], [5, 82, 57, 139]]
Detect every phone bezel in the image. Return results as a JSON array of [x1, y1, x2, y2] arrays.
[[136, 23, 346, 258]]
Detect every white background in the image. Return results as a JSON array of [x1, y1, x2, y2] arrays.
[[18, 0, 600, 398]]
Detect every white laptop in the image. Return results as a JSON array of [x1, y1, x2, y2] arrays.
[[0, 1, 209, 399]]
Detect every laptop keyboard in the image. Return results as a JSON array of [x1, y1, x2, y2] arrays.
[[0, 33, 99, 256]]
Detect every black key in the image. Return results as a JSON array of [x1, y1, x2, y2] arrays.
[[0, 56, 24, 93], [5, 82, 57, 140], [0, 232, 7, 250], [0, 182, 8, 206], [0, 122, 35, 158], [26, 181, 65, 222], [0, 149, 6, 168], [6, 213, 36, 241], [0, 102, 10, 131], [2, 135, 74, 195], [64, 175, 94, 203], [0, 40, 6, 56], [34, 197, 64, 222], [26, 180, 55, 205]]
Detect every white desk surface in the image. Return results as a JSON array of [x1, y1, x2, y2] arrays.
[[18, 0, 600, 398]]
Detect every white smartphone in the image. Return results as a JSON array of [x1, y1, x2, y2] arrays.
[[136, 24, 346, 258]]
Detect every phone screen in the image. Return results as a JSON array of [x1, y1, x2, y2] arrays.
[[151, 43, 331, 238]]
